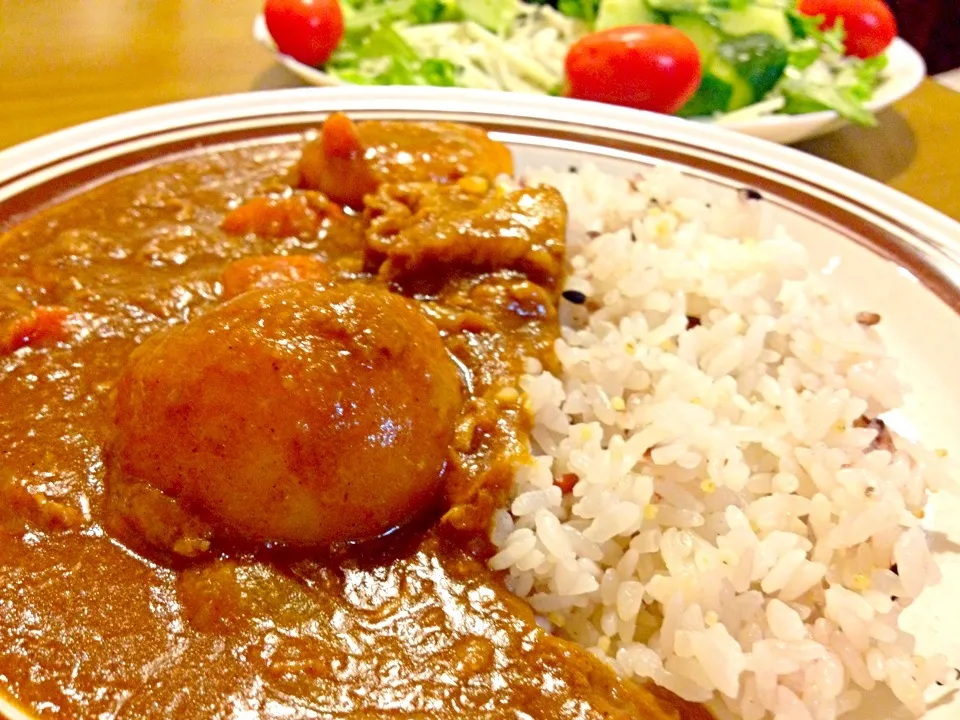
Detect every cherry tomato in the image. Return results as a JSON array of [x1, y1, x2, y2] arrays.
[[564, 25, 702, 114], [798, 0, 897, 59], [264, 0, 344, 67]]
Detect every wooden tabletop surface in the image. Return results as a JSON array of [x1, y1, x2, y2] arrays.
[[3, 0, 960, 221]]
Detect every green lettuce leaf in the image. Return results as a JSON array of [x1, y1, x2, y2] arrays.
[[340, 0, 461, 31], [779, 77, 875, 125], [411, 0, 464, 23], [327, 25, 460, 86], [849, 53, 887, 101], [557, 0, 600, 24], [787, 7, 845, 53], [779, 8, 885, 125], [458, 0, 520, 32]]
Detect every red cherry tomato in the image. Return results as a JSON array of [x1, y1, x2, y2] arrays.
[[564, 25, 702, 114], [264, 0, 344, 67], [798, 0, 897, 59]]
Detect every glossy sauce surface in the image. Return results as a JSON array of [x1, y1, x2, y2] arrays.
[[0, 124, 710, 720]]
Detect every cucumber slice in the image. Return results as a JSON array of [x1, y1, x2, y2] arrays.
[[676, 75, 733, 118], [596, 0, 659, 30], [678, 46, 756, 118], [717, 33, 788, 101], [669, 13, 721, 65], [713, 7, 792, 44], [709, 56, 754, 111], [644, 0, 696, 12]]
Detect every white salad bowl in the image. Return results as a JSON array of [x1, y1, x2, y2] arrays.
[[252, 14, 926, 145]]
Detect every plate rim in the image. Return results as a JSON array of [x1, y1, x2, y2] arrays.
[[1, 86, 955, 238], [1, 86, 958, 320]]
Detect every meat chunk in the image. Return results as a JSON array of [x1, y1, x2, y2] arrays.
[[295, 114, 379, 210], [297, 114, 514, 208], [108, 282, 463, 549], [364, 182, 567, 291]]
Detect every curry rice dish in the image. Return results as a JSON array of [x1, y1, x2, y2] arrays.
[[0, 115, 709, 719], [0, 115, 953, 720]]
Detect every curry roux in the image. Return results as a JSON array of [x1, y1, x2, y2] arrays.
[[0, 119, 711, 720]]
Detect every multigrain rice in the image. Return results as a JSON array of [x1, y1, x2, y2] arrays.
[[490, 165, 958, 720]]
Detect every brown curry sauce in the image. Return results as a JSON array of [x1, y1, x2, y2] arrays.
[[0, 118, 711, 720]]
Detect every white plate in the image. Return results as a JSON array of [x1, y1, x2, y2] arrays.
[[0, 87, 958, 719], [252, 14, 926, 145]]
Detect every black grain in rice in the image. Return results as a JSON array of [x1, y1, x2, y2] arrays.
[[562, 289, 587, 305]]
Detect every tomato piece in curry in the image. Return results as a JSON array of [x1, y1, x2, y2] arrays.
[[0, 114, 712, 720]]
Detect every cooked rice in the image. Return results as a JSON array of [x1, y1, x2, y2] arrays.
[[490, 164, 958, 720]]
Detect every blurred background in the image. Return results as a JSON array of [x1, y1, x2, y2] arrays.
[[1, 0, 958, 217], [887, 0, 960, 78]]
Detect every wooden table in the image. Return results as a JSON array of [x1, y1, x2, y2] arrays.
[[3, 0, 960, 221]]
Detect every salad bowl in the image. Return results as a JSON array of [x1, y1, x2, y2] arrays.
[[252, 1, 925, 146]]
